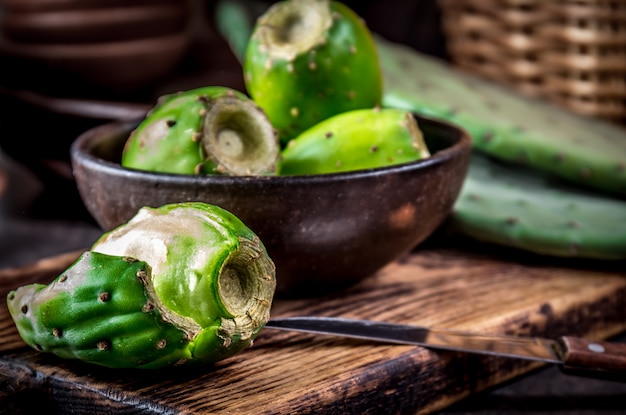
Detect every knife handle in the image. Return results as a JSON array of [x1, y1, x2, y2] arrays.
[[558, 336, 626, 382]]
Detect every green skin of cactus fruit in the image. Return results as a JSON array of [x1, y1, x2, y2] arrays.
[[122, 86, 279, 176], [244, 0, 383, 146], [7, 202, 276, 369], [279, 108, 430, 175]]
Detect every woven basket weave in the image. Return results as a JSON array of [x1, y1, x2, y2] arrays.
[[438, 0, 626, 125]]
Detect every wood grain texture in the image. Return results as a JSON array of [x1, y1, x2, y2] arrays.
[[1, 241, 625, 414]]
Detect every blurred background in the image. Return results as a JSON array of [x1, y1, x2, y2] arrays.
[[0, 0, 451, 223], [1, 0, 624, 223]]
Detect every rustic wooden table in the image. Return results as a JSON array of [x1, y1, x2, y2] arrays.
[[2, 189, 626, 414]]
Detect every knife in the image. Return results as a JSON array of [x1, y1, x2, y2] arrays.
[[265, 316, 626, 381]]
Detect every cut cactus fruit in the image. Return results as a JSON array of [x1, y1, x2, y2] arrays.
[[8, 202, 276, 369], [452, 153, 626, 260], [378, 38, 626, 197], [122, 86, 279, 176], [279, 108, 430, 175], [244, 0, 383, 145]]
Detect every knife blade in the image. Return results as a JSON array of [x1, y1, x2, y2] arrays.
[[265, 316, 626, 381]]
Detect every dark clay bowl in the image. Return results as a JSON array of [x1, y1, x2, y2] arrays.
[[70, 115, 472, 296], [0, 31, 191, 92]]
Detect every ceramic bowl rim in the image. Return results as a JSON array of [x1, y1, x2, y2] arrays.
[[70, 114, 473, 186]]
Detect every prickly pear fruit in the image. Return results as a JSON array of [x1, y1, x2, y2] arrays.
[[122, 86, 279, 176], [279, 108, 430, 175], [7, 202, 276, 369], [451, 153, 626, 260], [377, 38, 626, 196], [243, 0, 383, 145]]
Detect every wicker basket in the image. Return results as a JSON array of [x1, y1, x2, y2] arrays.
[[438, 0, 626, 125]]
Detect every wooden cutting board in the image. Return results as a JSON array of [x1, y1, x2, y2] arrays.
[[1, 239, 625, 414]]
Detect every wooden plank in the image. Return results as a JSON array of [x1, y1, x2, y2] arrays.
[[1, 242, 625, 414]]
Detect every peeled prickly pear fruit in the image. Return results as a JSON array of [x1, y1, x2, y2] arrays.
[[122, 86, 279, 176], [244, 0, 383, 145], [7, 202, 276, 369], [279, 108, 430, 175]]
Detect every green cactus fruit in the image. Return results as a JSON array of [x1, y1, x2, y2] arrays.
[[279, 107, 430, 175], [122, 86, 279, 176], [377, 37, 626, 196], [451, 152, 626, 260], [243, 0, 383, 145], [7, 202, 276, 369]]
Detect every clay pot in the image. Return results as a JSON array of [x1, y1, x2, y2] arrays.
[[71, 114, 472, 296], [0, 0, 193, 92]]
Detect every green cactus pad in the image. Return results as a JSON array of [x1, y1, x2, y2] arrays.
[[378, 38, 626, 196], [122, 86, 279, 176], [451, 152, 626, 260], [8, 202, 276, 369], [243, 0, 383, 145], [279, 108, 430, 175]]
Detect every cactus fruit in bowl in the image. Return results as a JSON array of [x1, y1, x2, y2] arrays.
[[243, 0, 383, 145], [279, 107, 431, 175], [71, 115, 472, 296], [7, 202, 276, 369], [122, 86, 279, 176]]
